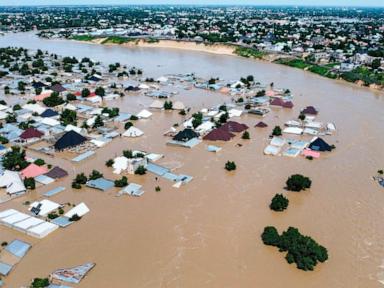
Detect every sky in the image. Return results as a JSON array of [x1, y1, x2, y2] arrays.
[[0, 0, 383, 7]]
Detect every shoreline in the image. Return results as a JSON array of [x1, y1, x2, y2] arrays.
[[71, 37, 384, 93]]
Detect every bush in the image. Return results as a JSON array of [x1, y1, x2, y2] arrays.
[[124, 122, 133, 130], [47, 212, 58, 220], [31, 277, 50, 288], [286, 174, 312, 192], [272, 126, 282, 136], [43, 92, 64, 107], [71, 182, 81, 189], [135, 165, 147, 175], [130, 115, 138, 121], [34, 159, 45, 166], [89, 170, 103, 180], [69, 214, 81, 222], [1, 241, 8, 247], [163, 101, 173, 110], [106, 159, 114, 167], [155, 186, 161, 192], [261, 226, 280, 246], [0, 135, 9, 144], [242, 131, 250, 140], [58, 208, 64, 215], [24, 177, 36, 190], [3, 147, 28, 171], [270, 194, 289, 211], [74, 173, 87, 184], [179, 109, 186, 116], [261, 226, 328, 271], [114, 176, 128, 187], [225, 161, 236, 171]]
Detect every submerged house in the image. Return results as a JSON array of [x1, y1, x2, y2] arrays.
[[0, 171, 26, 195], [302, 106, 318, 115], [172, 129, 199, 142], [308, 137, 333, 152], [54, 130, 87, 151], [203, 128, 235, 141], [19, 128, 44, 143]]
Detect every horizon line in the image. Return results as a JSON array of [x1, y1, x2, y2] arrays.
[[0, 4, 384, 8]]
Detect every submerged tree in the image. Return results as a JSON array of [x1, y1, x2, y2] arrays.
[[286, 174, 312, 192], [270, 194, 289, 211], [225, 161, 237, 171]]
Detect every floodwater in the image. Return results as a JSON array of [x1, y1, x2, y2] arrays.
[[0, 32, 384, 288]]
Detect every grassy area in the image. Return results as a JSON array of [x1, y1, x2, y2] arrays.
[[144, 37, 159, 43], [71, 35, 96, 41], [101, 36, 136, 45], [341, 67, 384, 86], [234, 47, 265, 59], [275, 58, 337, 79]]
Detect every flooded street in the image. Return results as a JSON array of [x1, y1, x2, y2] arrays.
[[0, 32, 384, 288]]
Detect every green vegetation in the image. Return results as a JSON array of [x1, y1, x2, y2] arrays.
[[192, 112, 203, 128], [106, 159, 114, 167], [114, 176, 128, 187], [2, 147, 28, 171], [89, 170, 103, 180], [31, 277, 50, 288], [71, 35, 96, 42], [270, 194, 289, 211], [74, 173, 87, 185], [69, 213, 81, 221], [234, 47, 265, 59], [60, 109, 77, 126], [101, 36, 135, 45], [272, 126, 282, 136], [34, 159, 45, 166], [24, 177, 36, 190], [134, 165, 147, 175], [102, 107, 119, 118], [341, 66, 384, 86], [225, 161, 236, 171], [155, 186, 161, 192], [0, 135, 9, 144], [242, 131, 250, 140], [286, 174, 312, 192], [124, 122, 133, 130], [47, 212, 58, 220], [275, 58, 337, 79], [163, 101, 173, 110], [261, 226, 328, 271], [42, 92, 64, 107]]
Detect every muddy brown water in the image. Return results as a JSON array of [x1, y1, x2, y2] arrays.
[[0, 32, 383, 288]]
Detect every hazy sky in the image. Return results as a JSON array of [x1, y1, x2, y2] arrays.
[[0, 0, 383, 7]]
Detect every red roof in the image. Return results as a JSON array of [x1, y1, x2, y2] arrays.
[[21, 163, 48, 178], [255, 121, 268, 128], [220, 121, 249, 133], [283, 101, 294, 108], [203, 128, 235, 141], [20, 128, 44, 140], [270, 98, 285, 107], [302, 106, 318, 115]]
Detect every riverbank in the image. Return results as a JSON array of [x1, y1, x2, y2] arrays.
[[70, 36, 383, 92]]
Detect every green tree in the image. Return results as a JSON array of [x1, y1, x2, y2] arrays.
[[2, 147, 28, 171], [270, 194, 289, 211], [272, 126, 282, 136], [135, 165, 147, 175], [286, 174, 312, 192], [24, 177, 36, 190], [89, 170, 103, 180], [225, 161, 236, 171]]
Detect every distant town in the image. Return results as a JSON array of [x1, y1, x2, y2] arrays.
[[1, 6, 384, 88]]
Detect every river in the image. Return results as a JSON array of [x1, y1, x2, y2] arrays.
[[0, 32, 383, 288]]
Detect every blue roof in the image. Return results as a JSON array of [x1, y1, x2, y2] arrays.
[[146, 163, 170, 176], [0, 262, 12, 276], [114, 113, 131, 122], [72, 151, 95, 162], [5, 239, 31, 258], [41, 109, 59, 118], [44, 186, 66, 197], [86, 178, 114, 191], [51, 216, 73, 228]]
